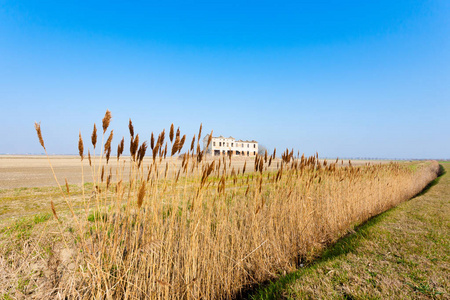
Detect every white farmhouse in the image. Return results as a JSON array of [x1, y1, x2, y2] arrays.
[[203, 135, 258, 157]]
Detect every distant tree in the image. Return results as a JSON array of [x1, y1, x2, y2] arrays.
[[258, 144, 268, 156]]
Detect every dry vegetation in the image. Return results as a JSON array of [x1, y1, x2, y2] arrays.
[[252, 163, 449, 299], [0, 111, 440, 299]]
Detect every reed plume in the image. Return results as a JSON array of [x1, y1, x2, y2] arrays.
[[129, 119, 134, 137], [169, 123, 174, 142], [34, 122, 45, 150], [117, 137, 124, 160], [160, 129, 165, 145], [130, 134, 139, 161], [179, 135, 186, 152], [104, 130, 114, 152], [50, 201, 58, 220], [65, 178, 70, 195], [150, 132, 155, 150], [206, 130, 213, 148], [190, 135, 196, 152], [91, 123, 97, 148], [152, 141, 160, 160], [137, 141, 148, 167], [102, 110, 111, 134], [104, 130, 114, 163], [106, 144, 111, 164], [198, 123, 202, 141], [171, 140, 180, 156], [78, 132, 84, 161]]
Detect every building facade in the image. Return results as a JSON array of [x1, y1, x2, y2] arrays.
[[203, 135, 258, 157]]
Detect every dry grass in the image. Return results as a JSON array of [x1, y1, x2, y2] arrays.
[[0, 111, 440, 299]]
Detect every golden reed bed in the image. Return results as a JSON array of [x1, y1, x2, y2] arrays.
[[29, 111, 439, 299]]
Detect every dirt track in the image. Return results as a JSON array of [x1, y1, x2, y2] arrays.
[[0, 155, 98, 189]]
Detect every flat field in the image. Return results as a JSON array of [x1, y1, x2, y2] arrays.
[[0, 155, 264, 189], [0, 155, 390, 189]]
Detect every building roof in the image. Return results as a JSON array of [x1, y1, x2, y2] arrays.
[[206, 135, 258, 143], [236, 139, 257, 143], [213, 135, 233, 139]]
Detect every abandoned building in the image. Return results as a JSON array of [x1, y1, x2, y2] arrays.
[[203, 135, 258, 156]]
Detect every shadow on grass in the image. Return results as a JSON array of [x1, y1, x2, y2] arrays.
[[243, 164, 447, 300], [242, 213, 389, 300]]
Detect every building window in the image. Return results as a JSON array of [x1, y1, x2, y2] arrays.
[[231, 143, 233, 147], [253, 151, 255, 155], [213, 142, 215, 146], [219, 142, 221, 146], [247, 144, 249, 148], [253, 144, 256, 148], [247, 151, 249, 155]]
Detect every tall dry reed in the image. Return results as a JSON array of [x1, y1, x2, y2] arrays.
[[35, 111, 440, 299]]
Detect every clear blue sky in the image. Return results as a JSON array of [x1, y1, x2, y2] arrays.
[[0, 1, 449, 158]]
